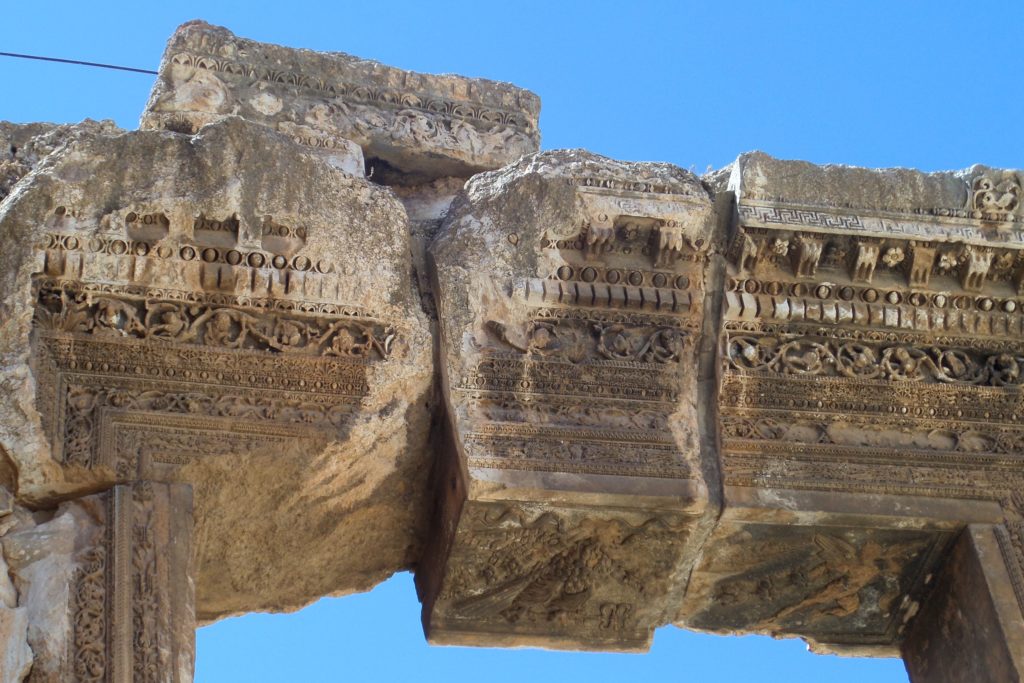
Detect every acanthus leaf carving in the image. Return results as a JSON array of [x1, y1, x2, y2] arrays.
[[726, 333, 1024, 387], [35, 285, 396, 359], [484, 318, 687, 365]]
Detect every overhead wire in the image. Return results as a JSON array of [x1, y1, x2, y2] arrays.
[[0, 51, 157, 75]]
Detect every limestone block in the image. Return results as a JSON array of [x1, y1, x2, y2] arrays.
[[420, 150, 716, 650], [1, 482, 194, 682], [0, 526, 30, 683], [684, 152, 1024, 652], [0, 121, 120, 204], [141, 21, 541, 184], [903, 524, 1024, 682], [0, 606, 31, 683], [0, 116, 433, 619]]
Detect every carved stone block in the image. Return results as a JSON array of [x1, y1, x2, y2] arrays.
[[425, 501, 691, 650], [676, 487, 995, 654], [703, 152, 1024, 656], [419, 150, 716, 649], [0, 121, 121, 203], [0, 116, 433, 621], [903, 525, 1024, 682], [1, 482, 194, 683], [141, 21, 540, 183], [4, 22, 1024, 677]]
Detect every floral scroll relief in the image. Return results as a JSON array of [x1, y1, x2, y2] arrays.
[[727, 334, 1024, 387], [485, 319, 686, 365], [35, 287, 396, 359]]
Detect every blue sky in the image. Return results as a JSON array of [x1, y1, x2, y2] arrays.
[[4, 1, 1021, 681]]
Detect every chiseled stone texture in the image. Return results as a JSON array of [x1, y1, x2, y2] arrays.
[[0, 606, 31, 683], [420, 150, 718, 650], [681, 151, 1024, 655], [0, 499, 32, 683], [1, 483, 193, 682], [141, 21, 540, 184], [0, 121, 120, 204], [3, 18, 1024, 676], [903, 525, 1024, 683], [0, 116, 433, 620]]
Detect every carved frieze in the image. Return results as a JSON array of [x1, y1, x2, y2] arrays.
[[421, 150, 715, 649], [682, 522, 949, 648], [31, 276, 388, 479], [719, 154, 1024, 508], [429, 502, 689, 650], [35, 281, 395, 358], [141, 22, 540, 181], [0, 115, 434, 628], [69, 482, 194, 683], [676, 153, 1024, 656]]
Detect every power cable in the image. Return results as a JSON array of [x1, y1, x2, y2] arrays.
[[0, 51, 157, 75]]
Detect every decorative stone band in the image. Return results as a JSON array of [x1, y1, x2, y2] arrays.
[[481, 316, 689, 365], [995, 520, 1024, 616], [164, 51, 537, 134], [731, 224, 1024, 292], [518, 276, 695, 314], [142, 22, 540, 179], [71, 482, 194, 683], [39, 230, 347, 305], [726, 332, 1024, 387], [739, 177, 1023, 237], [725, 277, 1024, 340], [161, 19, 538, 134], [34, 282, 396, 359]]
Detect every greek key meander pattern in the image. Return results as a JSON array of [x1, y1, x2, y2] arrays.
[[740, 176, 1023, 234]]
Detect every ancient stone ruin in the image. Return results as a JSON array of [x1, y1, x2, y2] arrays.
[[1, 20, 1022, 682]]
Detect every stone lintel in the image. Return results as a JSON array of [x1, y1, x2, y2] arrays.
[[420, 150, 715, 652], [725, 153, 1024, 293]]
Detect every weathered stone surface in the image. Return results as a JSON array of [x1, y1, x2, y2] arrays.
[[0, 121, 121, 204], [0, 607, 31, 683], [903, 524, 1024, 682], [3, 21, 1024, 681], [141, 21, 540, 184], [0, 510, 32, 683], [1, 482, 194, 682], [679, 151, 1024, 658], [0, 116, 433, 620], [419, 150, 717, 650], [677, 489, 1000, 654]]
